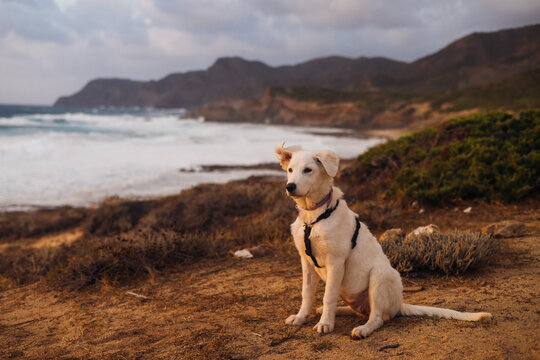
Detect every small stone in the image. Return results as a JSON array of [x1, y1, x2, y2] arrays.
[[463, 207, 472, 213], [234, 246, 266, 259], [234, 249, 254, 259], [418, 208, 425, 214], [408, 224, 440, 238]]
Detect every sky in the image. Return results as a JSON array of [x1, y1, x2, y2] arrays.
[[1, 0, 539, 105]]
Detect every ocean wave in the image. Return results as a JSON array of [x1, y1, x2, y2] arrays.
[[0, 106, 384, 208]]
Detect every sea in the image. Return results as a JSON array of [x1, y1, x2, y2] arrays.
[[0, 105, 384, 210]]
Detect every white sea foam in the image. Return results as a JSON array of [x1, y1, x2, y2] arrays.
[[0, 109, 384, 209]]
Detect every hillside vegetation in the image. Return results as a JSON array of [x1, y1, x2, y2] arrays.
[[0, 179, 294, 289], [430, 66, 540, 111], [343, 110, 540, 205], [195, 65, 540, 129], [273, 65, 540, 112]]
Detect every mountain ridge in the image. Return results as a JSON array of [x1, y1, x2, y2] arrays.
[[54, 23, 540, 108]]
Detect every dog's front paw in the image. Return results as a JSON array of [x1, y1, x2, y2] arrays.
[[285, 314, 307, 326], [313, 320, 334, 334]]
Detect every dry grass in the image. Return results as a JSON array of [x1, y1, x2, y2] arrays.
[[0, 175, 505, 289], [0, 177, 297, 289], [46, 230, 225, 289], [0, 206, 89, 243], [380, 231, 501, 275]]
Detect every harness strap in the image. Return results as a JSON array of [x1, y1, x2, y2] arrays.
[[303, 200, 340, 269], [352, 217, 360, 249], [311, 200, 340, 226], [303, 200, 361, 268], [303, 225, 322, 268]]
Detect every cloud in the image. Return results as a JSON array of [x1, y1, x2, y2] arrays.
[[0, 0, 73, 44], [252, 0, 421, 30], [0, 0, 538, 104]]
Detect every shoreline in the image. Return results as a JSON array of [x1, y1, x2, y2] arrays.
[[179, 163, 281, 173], [2, 109, 385, 212], [0, 171, 285, 213], [2, 158, 360, 212], [181, 114, 406, 141], [2, 156, 363, 212]]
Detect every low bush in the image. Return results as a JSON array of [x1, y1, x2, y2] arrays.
[[0, 177, 296, 288], [343, 110, 540, 204], [0, 207, 89, 242], [46, 230, 224, 289], [431, 67, 540, 111], [380, 231, 500, 275]]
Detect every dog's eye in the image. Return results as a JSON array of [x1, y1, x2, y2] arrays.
[[288, 168, 293, 173], [303, 168, 312, 174]]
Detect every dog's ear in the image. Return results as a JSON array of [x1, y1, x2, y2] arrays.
[[275, 141, 301, 170], [315, 150, 340, 177]]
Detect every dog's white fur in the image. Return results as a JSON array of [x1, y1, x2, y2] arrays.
[[275, 142, 491, 338]]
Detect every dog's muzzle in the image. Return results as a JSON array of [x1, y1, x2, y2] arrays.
[[285, 183, 296, 195]]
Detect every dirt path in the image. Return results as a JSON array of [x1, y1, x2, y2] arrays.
[[1, 227, 539, 360]]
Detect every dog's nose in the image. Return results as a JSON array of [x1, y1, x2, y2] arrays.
[[286, 183, 296, 193]]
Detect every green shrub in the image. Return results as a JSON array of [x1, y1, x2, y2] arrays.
[[345, 111, 540, 204], [431, 67, 540, 111]]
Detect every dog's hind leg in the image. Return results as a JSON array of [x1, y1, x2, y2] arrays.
[[351, 267, 402, 339], [351, 309, 384, 338]]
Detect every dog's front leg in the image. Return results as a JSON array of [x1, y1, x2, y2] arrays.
[[314, 257, 344, 334], [285, 256, 319, 326]]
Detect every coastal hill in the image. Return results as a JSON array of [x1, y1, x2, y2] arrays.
[[192, 64, 540, 130], [54, 56, 405, 108], [54, 24, 540, 109], [373, 23, 540, 92]]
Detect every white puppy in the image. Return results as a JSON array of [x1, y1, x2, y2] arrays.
[[275, 142, 491, 338]]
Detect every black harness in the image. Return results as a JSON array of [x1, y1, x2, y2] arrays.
[[303, 200, 361, 268]]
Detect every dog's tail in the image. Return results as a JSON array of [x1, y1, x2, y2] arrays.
[[399, 303, 491, 321]]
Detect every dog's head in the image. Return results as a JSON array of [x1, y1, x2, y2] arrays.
[[275, 142, 339, 198]]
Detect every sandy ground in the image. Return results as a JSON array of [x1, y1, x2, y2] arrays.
[[1, 211, 539, 359]]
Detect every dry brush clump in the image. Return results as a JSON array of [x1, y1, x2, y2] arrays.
[[0, 177, 296, 289], [0, 246, 61, 285], [46, 230, 225, 289], [0, 206, 89, 243], [380, 230, 500, 275]]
